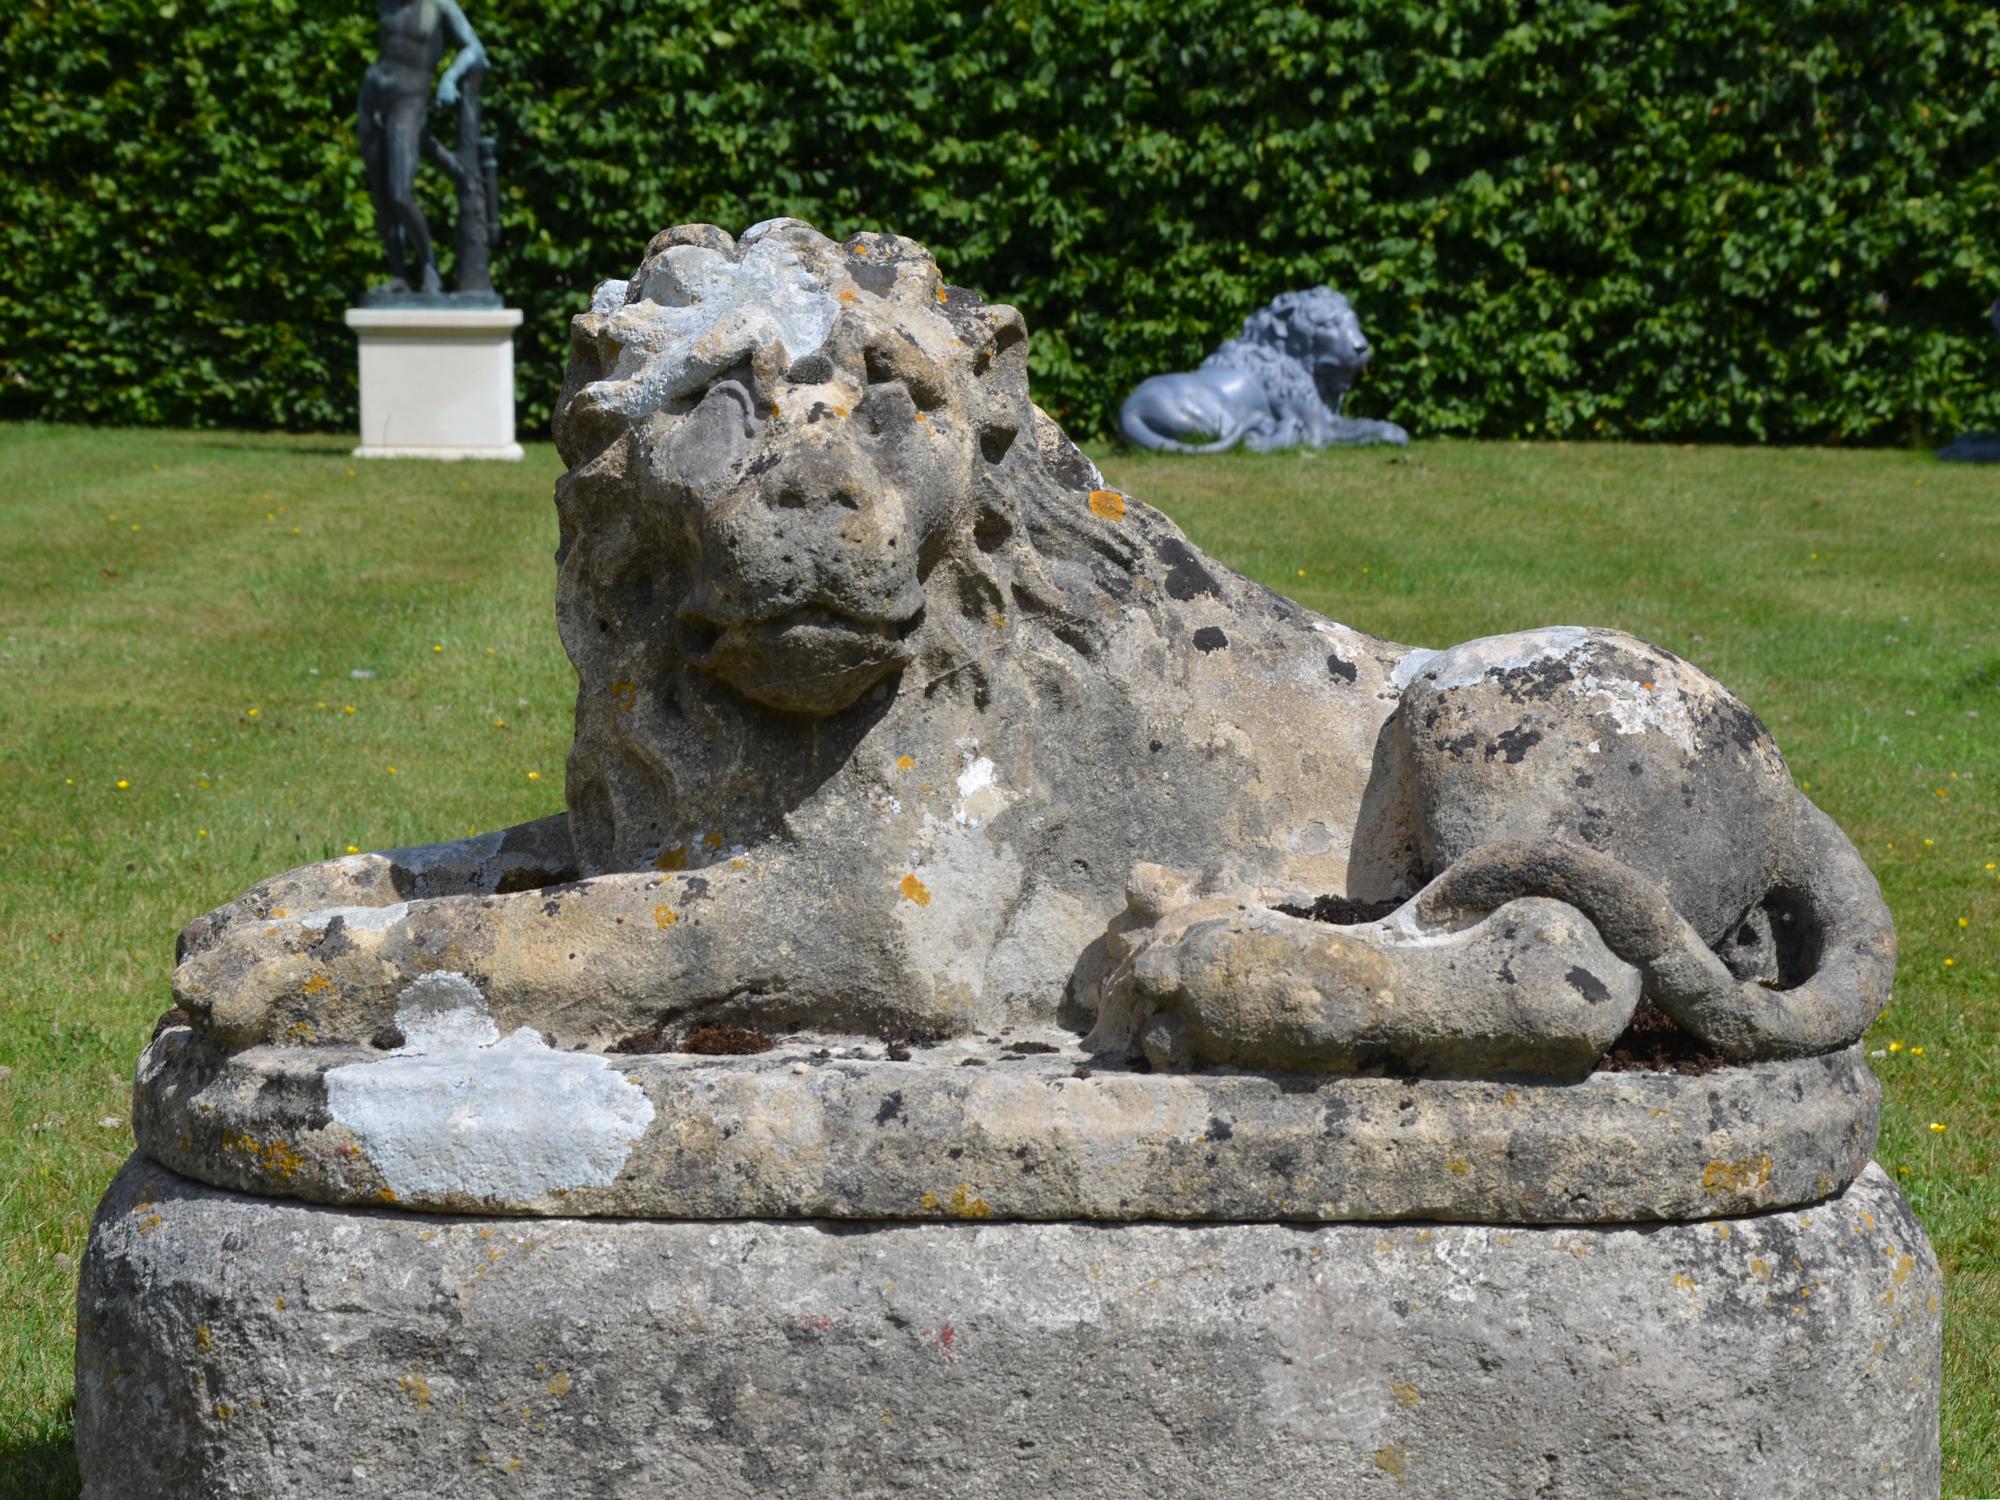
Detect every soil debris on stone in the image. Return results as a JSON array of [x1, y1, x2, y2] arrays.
[[1276, 894, 1405, 926], [1595, 1000, 1725, 1075], [679, 1023, 775, 1056]]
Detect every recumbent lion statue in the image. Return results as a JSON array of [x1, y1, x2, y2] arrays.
[[1118, 286, 1409, 452], [174, 218, 1888, 1088]]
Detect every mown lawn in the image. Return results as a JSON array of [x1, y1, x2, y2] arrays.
[[1, 424, 1993, 1497]]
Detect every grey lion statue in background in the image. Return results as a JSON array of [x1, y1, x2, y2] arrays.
[[1120, 287, 1408, 452]]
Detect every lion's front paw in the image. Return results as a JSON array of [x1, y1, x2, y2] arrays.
[[1097, 870, 1643, 1077], [172, 901, 416, 1050]]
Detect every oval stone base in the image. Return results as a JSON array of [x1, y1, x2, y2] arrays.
[[133, 1027, 1880, 1223], [77, 1155, 1938, 1499]]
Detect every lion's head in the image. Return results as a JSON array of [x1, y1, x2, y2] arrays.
[[1213, 286, 1372, 412], [549, 219, 1116, 872]]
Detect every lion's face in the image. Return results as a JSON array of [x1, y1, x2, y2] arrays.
[[1297, 291, 1370, 405], [554, 221, 1030, 723]]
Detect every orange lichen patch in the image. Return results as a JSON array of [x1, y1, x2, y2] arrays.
[[1374, 1445, 1407, 1480], [269, 907, 288, 920], [1444, 1158, 1469, 1176], [920, 1183, 990, 1219], [1700, 1154, 1772, 1195], [1391, 1380, 1421, 1408], [137, 1213, 164, 1235], [220, 1129, 304, 1179], [1750, 1257, 1771, 1282], [194, 1326, 214, 1353], [653, 844, 689, 872], [991, 613, 1006, 630], [1671, 1272, 1697, 1292], [899, 873, 932, 906], [703, 832, 724, 850], [282, 1020, 319, 1045], [1891, 1254, 1916, 1286], [896, 755, 915, 773], [399, 1373, 432, 1410], [1715, 1223, 1731, 1239], [1088, 489, 1126, 521], [302, 973, 334, 995], [376, 1187, 397, 1204], [839, 289, 858, 303], [610, 680, 638, 714], [653, 904, 678, 929], [935, 288, 949, 303], [547, 1373, 572, 1397]]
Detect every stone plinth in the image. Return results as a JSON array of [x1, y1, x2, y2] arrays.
[[344, 306, 523, 460], [76, 1154, 1939, 1500]]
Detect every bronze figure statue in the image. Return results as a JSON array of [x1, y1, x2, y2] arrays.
[[357, 0, 501, 305]]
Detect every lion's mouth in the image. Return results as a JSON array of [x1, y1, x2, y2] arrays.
[[682, 603, 923, 716]]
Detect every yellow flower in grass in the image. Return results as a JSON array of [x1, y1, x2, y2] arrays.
[[346, 844, 360, 854], [1929, 1122, 1946, 1134], [342, 705, 357, 715], [527, 770, 542, 782], [115, 779, 130, 790], [1910, 1047, 1925, 1056], [1888, 1041, 1903, 1053]]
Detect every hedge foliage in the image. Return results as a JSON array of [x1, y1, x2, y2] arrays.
[[8, 1, 2000, 443]]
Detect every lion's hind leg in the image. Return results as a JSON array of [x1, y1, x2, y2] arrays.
[[1119, 374, 1245, 452]]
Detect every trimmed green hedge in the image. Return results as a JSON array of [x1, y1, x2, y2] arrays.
[[7, 1, 2000, 443]]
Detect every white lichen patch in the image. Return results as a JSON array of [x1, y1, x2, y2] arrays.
[[581, 234, 840, 419], [1404, 626, 1593, 692], [325, 972, 654, 1204], [1571, 673, 1698, 754], [953, 752, 1008, 828], [289, 902, 411, 933]]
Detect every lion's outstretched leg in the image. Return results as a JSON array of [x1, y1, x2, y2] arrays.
[[172, 840, 934, 1052], [175, 814, 578, 963]]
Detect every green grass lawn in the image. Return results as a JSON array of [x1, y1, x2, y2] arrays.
[[1, 424, 1994, 1497]]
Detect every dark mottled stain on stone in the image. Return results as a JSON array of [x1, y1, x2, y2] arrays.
[[1326, 652, 1358, 684], [253, 1073, 331, 1133], [1153, 537, 1222, 601], [1192, 626, 1229, 653], [874, 1091, 905, 1126], [1565, 965, 1612, 1003], [1205, 1116, 1235, 1141], [1492, 655, 1578, 704], [847, 258, 901, 297], [1487, 726, 1544, 764], [311, 914, 358, 960]]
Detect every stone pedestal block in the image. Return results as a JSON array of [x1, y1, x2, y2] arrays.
[[344, 307, 524, 460], [76, 1155, 1938, 1499]]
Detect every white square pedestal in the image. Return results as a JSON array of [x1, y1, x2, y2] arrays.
[[344, 306, 525, 460]]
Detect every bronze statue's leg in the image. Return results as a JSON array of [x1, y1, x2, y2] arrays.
[[356, 83, 409, 286], [384, 94, 439, 292]]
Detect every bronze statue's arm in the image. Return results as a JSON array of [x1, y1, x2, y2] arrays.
[[434, 0, 488, 107]]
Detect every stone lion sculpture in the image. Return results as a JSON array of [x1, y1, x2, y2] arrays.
[[174, 218, 1887, 1095], [1119, 286, 1408, 452]]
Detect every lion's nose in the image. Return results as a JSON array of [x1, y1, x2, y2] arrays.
[[766, 446, 871, 514]]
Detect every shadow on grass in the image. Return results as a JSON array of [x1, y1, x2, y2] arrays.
[[0, 1439, 79, 1500], [183, 436, 355, 456]]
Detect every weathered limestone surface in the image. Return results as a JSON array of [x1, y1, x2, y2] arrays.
[[133, 1024, 1878, 1224], [77, 1155, 1939, 1500]]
